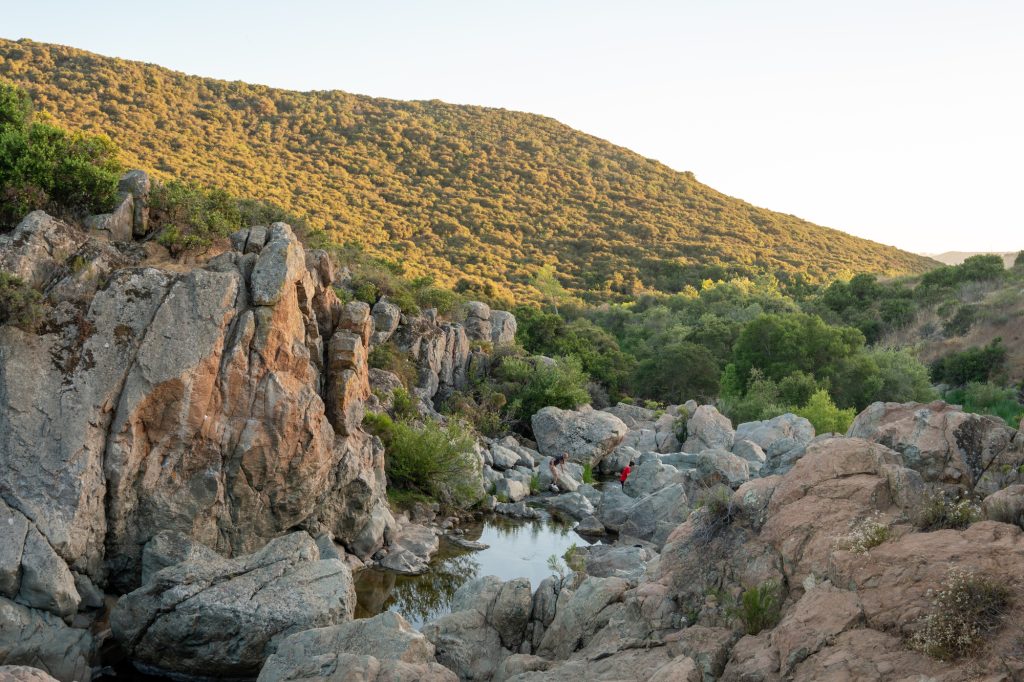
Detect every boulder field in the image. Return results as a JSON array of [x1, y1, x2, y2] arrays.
[[5, 179, 1024, 680]]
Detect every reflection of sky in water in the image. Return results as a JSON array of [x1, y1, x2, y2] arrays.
[[354, 514, 593, 628]]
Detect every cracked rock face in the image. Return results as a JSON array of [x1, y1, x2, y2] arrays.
[[0, 217, 391, 606], [111, 532, 355, 677]]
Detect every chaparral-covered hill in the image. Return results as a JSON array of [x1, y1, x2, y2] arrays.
[[0, 38, 936, 303]]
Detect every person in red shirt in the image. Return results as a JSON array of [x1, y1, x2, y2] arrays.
[[619, 460, 634, 488]]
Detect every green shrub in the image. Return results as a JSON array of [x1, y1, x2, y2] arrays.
[[719, 369, 792, 425], [581, 462, 595, 484], [390, 387, 418, 421], [363, 413, 481, 508], [910, 568, 1010, 660], [0, 83, 121, 224], [914, 492, 980, 532], [0, 272, 43, 330], [944, 382, 1024, 427], [930, 339, 1007, 387], [442, 387, 510, 438], [494, 355, 590, 427], [731, 580, 782, 635], [368, 342, 419, 389], [150, 181, 242, 255], [794, 389, 856, 434]]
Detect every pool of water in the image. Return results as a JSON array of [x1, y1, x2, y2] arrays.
[[354, 513, 597, 628]]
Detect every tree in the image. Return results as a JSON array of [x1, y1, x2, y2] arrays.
[[533, 265, 568, 314], [795, 390, 856, 434], [631, 341, 720, 404], [731, 313, 865, 390]]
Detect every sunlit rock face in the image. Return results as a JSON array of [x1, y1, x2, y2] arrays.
[[0, 214, 391, 598]]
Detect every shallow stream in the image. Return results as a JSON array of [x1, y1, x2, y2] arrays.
[[354, 513, 596, 628]]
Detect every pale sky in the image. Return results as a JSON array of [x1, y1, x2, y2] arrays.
[[5, 0, 1023, 253]]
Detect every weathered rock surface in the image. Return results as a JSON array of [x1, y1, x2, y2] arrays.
[[371, 300, 402, 345], [0, 667, 61, 682], [532, 406, 628, 466], [683, 405, 735, 452], [258, 612, 456, 682], [490, 310, 518, 346], [112, 532, 355, 677], [0, 218, 391, 597], [734, 413, 815, 475], [849, 400, 1023, 494], [0, 598, 94, 682], [0, 212, 84, 290]]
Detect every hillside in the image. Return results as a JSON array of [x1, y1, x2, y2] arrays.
[[0, 38, 937, 302]]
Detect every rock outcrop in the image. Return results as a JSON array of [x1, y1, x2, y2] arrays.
[[849, 400, 1024, 494], [0, 217, 392, 600], [111, 532, 356, 677], [683, 405, 735, 452]]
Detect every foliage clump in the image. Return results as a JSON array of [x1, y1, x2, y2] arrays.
[[794, 389, 856, 435], [728, 580, 782, 636], [834, 513, 891, 554], [909, 568, 1010, 660], [363, 412, 480, 508], [0, 272, 43, 330], [914, 493, 980, 532], [0, 82, 121, 226]]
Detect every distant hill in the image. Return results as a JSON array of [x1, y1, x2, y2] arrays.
[[0, 38, 938, 302], [926, 251, 1020, 267]]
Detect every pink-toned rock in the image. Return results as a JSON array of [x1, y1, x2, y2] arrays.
[[769, 585, 863, 675], [761, 437, 923, 590]]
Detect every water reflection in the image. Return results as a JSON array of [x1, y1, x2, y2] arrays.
[[354, 513, 591, 628]]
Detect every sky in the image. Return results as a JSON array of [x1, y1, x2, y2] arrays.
[[4, 0, 1023, 254]]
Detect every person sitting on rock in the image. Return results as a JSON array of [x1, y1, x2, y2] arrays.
[[549, 451, 568, 478], [620, 460, 634, 488]]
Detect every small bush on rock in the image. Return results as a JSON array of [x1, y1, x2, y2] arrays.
[[910, 568, 1010, 660], [914, 493, 980, 532], [368, 342, 419, 389], [835, 513, 891, 554], [729, 580, 782, 635], [0, 272, 43, 330], [985, 500, 1024, 530], [794, 389, 856, 434], [692, 485, 740, 544]]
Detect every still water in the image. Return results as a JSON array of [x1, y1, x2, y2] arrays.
[[354, 514, 595, 628]]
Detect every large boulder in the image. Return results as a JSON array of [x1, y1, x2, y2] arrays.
[[371, 300, 402, 345], [257, 612, 456, 682], [734, 413, 815, 475], [536, 576, 630, 659], [849, 400, 1023, 494], [464, 301, 492, 342], [490, 310, 518, 346], [422, 576, 527, 682], [531, 406, 628, 467], [0, 212, 84, 290], [111, 532, 356, 677], [683, 405, 735, 452]]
